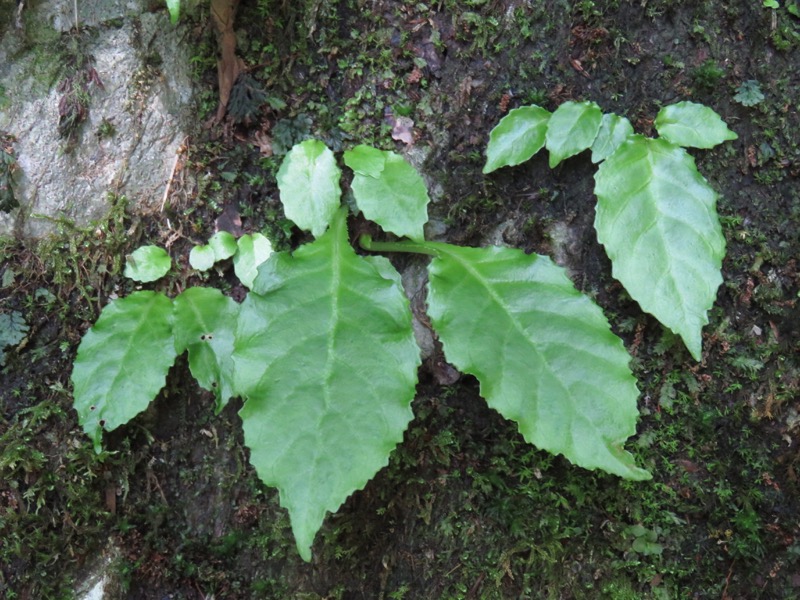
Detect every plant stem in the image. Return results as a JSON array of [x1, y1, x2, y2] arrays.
[[358, 234, 439, 257]]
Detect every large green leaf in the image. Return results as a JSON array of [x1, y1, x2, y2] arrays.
[[545, 101, 603, 167], [276, 140, 341, 238], [233, 208, 420, 561], [422, 243, 650, 480], [173, 287, 239, 412], [344, 145, 430, 241], [654, 101, 738, 149], [483, 105, 551, 173], [594, 136, 725, 359], [71, 291, 177, 452]]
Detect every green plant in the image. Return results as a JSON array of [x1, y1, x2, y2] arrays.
[[0, 310, 28, 366], [690, 59, 726, 90], [71, 140, 650, 561], [733, 80, 765, 107], [484, 100, 737, 359]]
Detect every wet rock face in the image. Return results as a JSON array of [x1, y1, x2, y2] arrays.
[[0, 0, 195, 237]]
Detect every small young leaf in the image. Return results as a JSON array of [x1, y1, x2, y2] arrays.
[[208, 231, 238, 261], [233, 208, 420, 561], [342, 144, 386, 178], [594, 137, 725, 359], [233, 233, 274, 289], [654, 101, 738, 149], [545, 101, 603, 167], [71, 292, 177, 452], [591, 113, 634, 163], [124, 245, 171, 282], [483, 105, 551, 173], [189, 245, 216, 271], [422, 243, 650, 480], [173, 287, 239, 412], [344, 145, 430, 241], [276, 140, 341, 237]]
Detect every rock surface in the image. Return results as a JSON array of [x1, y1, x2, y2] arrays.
[[0, 0, 196, 237]]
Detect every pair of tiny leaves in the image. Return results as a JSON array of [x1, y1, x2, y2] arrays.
[[277, 140, 431, 241], [125, 232, 273, 289], [190, 231, 274, 289], [484, 100, 737, 360]]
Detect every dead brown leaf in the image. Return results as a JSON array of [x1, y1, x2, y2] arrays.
[[390, 116, 415, 145]]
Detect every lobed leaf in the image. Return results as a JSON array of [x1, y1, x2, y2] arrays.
[[173, 287, 239, 412], [591, 113, 634, 163], [276, 140, 341, 237], [654, 101, 738, 149], [233, 208, 420, 560], [423, 243, 650, 480], [71, 291, 177, 452], [344, 145, 430, 241], [124, 245, 171, 282], [545, 101, 603, 167], [594, 136, 725, 359], [483, 105, 551, 173]]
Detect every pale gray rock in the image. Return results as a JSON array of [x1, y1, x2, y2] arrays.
[[73, 544, 122, 600], [0, 1, 196, 237]]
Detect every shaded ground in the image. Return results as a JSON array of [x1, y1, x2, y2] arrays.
[[2, 0, 800, 598]]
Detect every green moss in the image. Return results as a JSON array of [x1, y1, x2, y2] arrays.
[[690, 59, 725, 91]]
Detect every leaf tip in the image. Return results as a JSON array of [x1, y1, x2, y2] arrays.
[[297, 543, 313, 563], [625, 465, 653, 481]]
